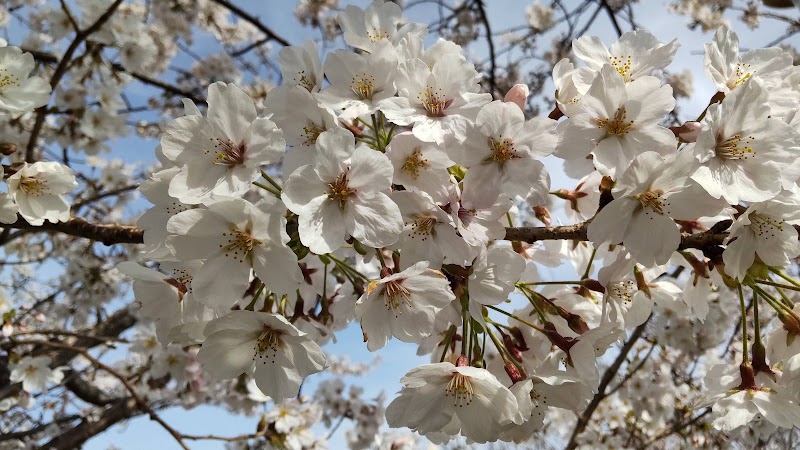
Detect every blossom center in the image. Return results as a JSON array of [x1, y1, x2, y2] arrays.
[[608, 280, 635, 303], [253, 326, 283, 363], [327, 172, 355, 209], [0, 67, 20, 92], [220, 228, 261, 262], [210, 138, 246, 167], [595, 107, 634, 136], [487, 136, 520, 164], [608, 55, 633, 80], [408, 215, 436, 240], [294, 70, 315, 92], [748, 213, 784, 237], [19, 177, 48, 196], [445, 372, 475, 407], [418, 86, 452, 117], [351, 72, 377, 100], [728, 63, 753, 90], [634, 188, 667, 215], [381, 279, 412, 316], [401, 147, 429, 179], [367, 26, 390, 43], [715, 133, 755, 160], [302, 121, 326, 146]]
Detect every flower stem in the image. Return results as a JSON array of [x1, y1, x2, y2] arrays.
[[770, 268, 800, 288], [327, 254, 370, 281], [260, 170, 282, 192], [755, 278, 800, 293], [582, 247, 598, 280], [440, 325, 456, 363], [486, 304, 545, 333], [738, 284, 749, 366], [252, 181, 280, 197]]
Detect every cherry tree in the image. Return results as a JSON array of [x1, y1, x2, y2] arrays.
[[1, 1, 800, 449]]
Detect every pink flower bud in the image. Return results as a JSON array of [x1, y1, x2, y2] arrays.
[[672, 121, 703, 143], [503, 84, 529, 111]]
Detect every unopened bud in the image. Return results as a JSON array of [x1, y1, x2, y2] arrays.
[[0, 143, 16, 156], [455, 354, 469, 367], [670, 121, 703, 143], [737, 363, 757, 391], [502, 333, 524, 362], [341, 119, 363, 137], [752, 341, 777, 381], [532, 205, 551, 226], [581, 278, 605, 293], [504, 358, 526, 383], [379, 267, 393, 278], [256, 414, 268, 434], [503, 84, 529, 111]]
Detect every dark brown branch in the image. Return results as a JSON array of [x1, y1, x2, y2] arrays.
[[211, 0, 291, 47], [26, 49, 207, 106], [64, 370, 118, 406], [25, 0, 125, 162], [600, 0, 624, 37], [42, 398, 141, 450], [474, 0, 498, 97], [6, 216, 143, 245], [564, 317, 650, 450]]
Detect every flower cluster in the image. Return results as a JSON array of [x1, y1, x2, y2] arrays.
[[115, 1, 800, 444]]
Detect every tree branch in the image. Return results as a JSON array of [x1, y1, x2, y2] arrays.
[[211, 0, 291, 47], [5, 216, 143, 245], [25, 0, 125, 162], [474, 0, 498, 97], [564, 318, 650, 450]]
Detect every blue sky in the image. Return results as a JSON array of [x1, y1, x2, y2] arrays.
[[66, 1, 800, 449]]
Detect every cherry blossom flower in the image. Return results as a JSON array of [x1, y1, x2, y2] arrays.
[[117, 260, 214, 345], [722, 192, 800, 281], [316, 42, 398, 121], [166, 197, 302, 312], [355, 261, 455, 351], [392, 191, 473, 269], [555, 65, 677, 178], [704, 24, 793, 94], [703, 363, 800, 432], [337, 0, 426, 53], [457, 101, 556, 207], [162, 82, 285, 204], [386, 132, 453, 203], [588, 151, 725, 267], [278, 40, 323, 93], [282, 128, 403, 254], [10, 356, 65, 393], [197, 311, 326, 401], [572, 29, 679, 83], [467, 246, 526, 323], [6, 161, 77, 226], [689, 78, 800, 204], [0, 45, 51, 116], [379, 53, 491, 144], [262, 85, 339, 178], [385, 362, 519, 443]]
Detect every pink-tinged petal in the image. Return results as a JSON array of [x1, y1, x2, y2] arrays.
[[346, 192, 402, 248], [207, 82, 257, 142], [624, 210, 680, 267], [722, 231, 757, 281], [298, 195, 347, 254], [587, 197, 638, 246], [197, 329, 256, 379], [347, 145, 394, 192], [281, 165, 329, 214]]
